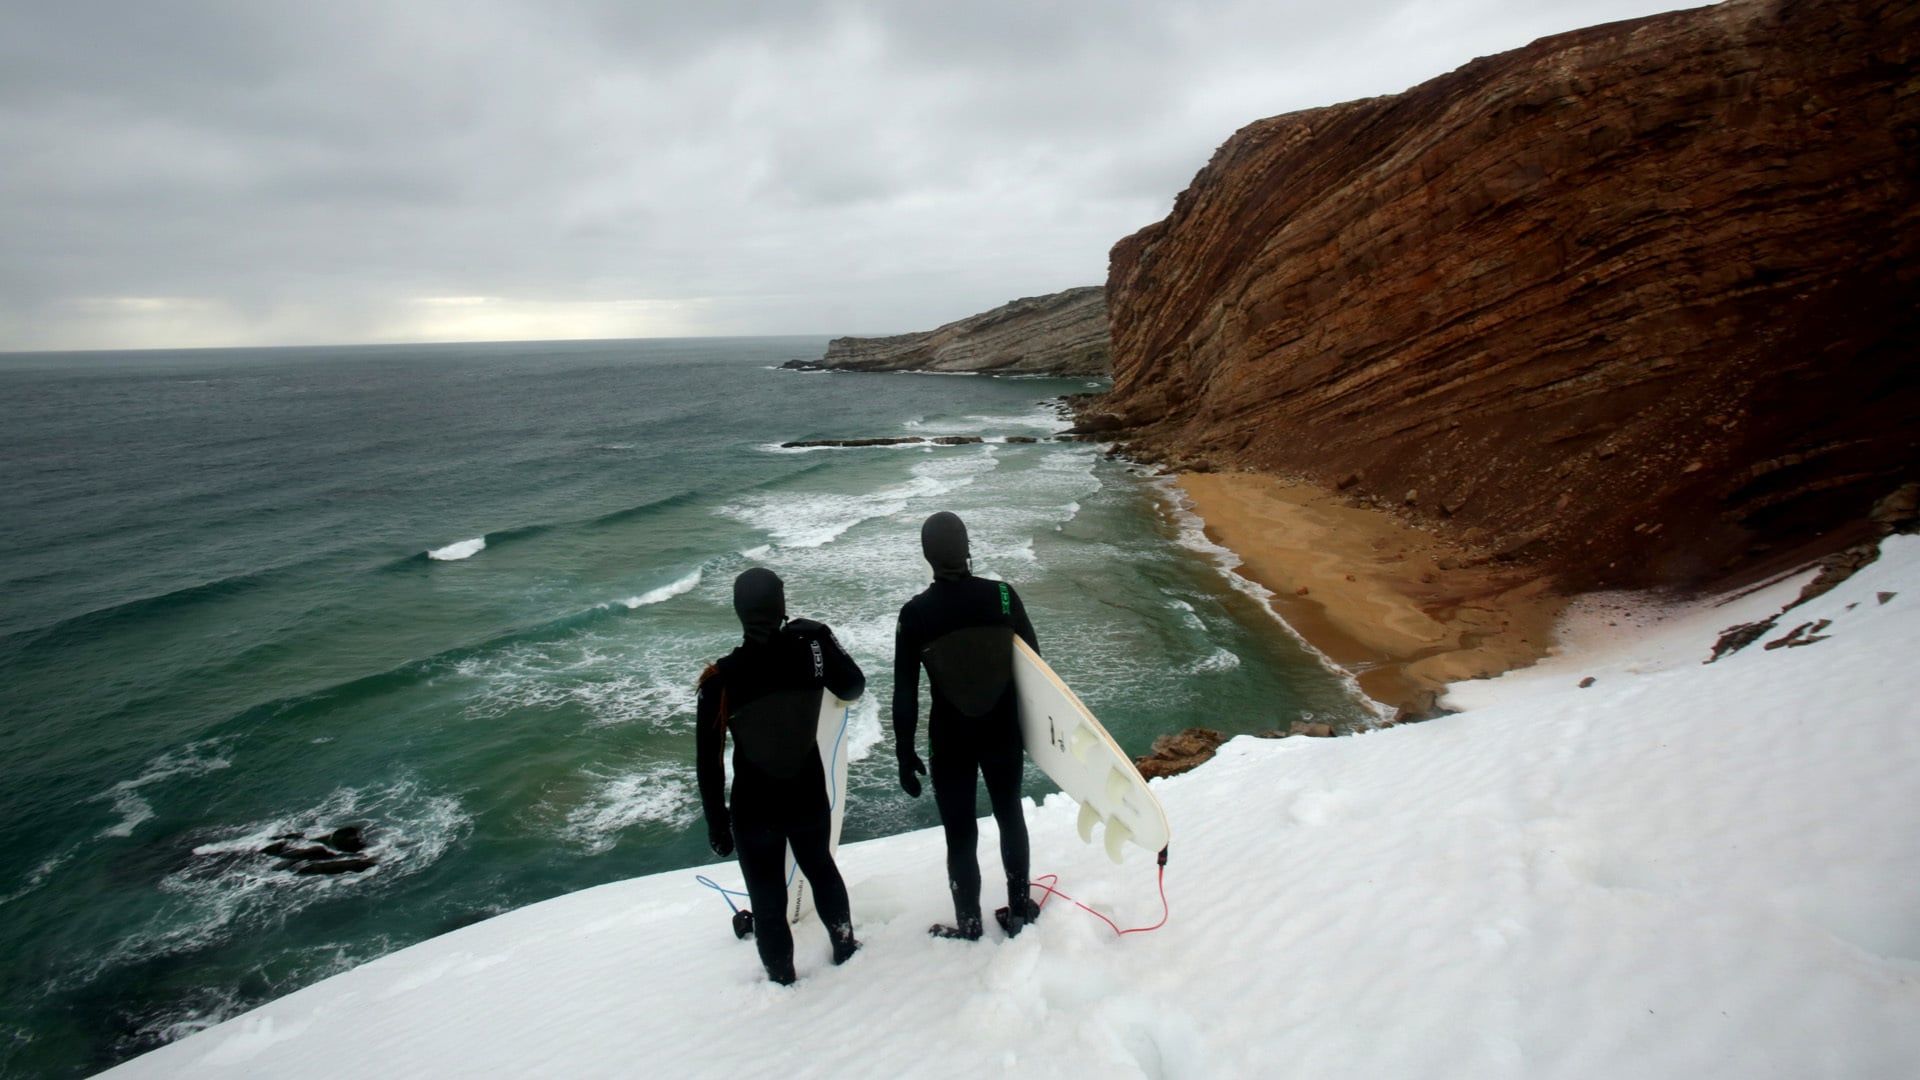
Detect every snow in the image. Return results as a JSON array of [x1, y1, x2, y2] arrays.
[[107, 537, 1920, 1078]]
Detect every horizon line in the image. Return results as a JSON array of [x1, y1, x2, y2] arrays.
[[0, 331, 876, 359]]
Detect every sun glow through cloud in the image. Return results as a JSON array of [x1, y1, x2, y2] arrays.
[[387, 297, 708, 344]]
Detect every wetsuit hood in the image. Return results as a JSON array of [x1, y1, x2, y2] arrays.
[[732, 567, 786, 643], [921, 511, 971, 580]]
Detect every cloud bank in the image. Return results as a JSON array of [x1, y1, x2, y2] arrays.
[[0, 0, 1702, 351]]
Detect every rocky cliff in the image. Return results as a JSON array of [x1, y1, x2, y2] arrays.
[[791, 286, 1109, 376], [1092, 0, 1918, 591]]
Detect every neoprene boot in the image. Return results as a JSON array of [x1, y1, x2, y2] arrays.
[[996, 879, 1042, 937], [929, 915, 983, 941], [930, 886, 984, 940], [764, 957, 797, 986], [829, 922, 861, 965]]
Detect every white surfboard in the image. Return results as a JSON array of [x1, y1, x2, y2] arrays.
[[782, 691, 852, 923], [1013, 637, 1171, 862]]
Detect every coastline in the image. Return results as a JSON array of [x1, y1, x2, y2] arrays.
[[1171, 470, 1565, 716]]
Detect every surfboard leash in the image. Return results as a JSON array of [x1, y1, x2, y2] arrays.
[[1029, 845, 1170, 938]]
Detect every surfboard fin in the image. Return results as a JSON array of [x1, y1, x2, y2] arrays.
[[1104, 817, 1133, 863], [1068, 723, 1099, 763], [1105, 765, 1132, 803], [1077, 801, 1100, 844]]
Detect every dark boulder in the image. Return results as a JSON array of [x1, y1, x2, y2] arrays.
[[294, 857, 377, 876], [320, 826, 368, 853]]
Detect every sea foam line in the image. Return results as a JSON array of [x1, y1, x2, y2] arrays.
[[92, 739, 235, 839], [1153, 476, 1391, 722]]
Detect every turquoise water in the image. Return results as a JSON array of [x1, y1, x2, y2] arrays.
[[0, 339, 1369, 1076]]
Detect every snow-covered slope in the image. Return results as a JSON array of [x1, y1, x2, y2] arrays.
[[108, 538, 1920, 1078]]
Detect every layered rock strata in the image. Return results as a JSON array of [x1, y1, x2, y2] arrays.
[[790, 286, 1110, 376], [1094, 0, 1919, 591]]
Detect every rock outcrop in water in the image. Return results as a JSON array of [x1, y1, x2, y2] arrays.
[[1091, 0, 1919, 591], [787, 286, 1109, 376]]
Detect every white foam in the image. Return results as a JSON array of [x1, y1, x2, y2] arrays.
[[1166, 598, 1207, 630], [738, 545, 771, 560], [560, 765, 699, 856], [427, 537, 486, 561], [717, 448, 997, 549], [454, 632, 713, 731], [1188, 647, 1242, 674], [906, 405, 1066, 436], [0, 847, 78, 908], [130, 986, 252, 1053], [622, 569, 702, 609], [82, 780, 469, 988], [93, 740, 234, 839]]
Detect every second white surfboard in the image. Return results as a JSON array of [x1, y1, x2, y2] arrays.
[[1012, 637, 1170, 862]]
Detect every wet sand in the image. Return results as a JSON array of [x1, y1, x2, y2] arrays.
[[1177, 472, 1566, 713]]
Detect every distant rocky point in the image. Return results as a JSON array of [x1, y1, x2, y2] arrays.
[[1088, 0, 1918, 592], [785, 286, 1109, 376]]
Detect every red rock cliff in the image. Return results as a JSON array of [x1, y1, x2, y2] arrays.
[[1098, 0, 1918, 590]]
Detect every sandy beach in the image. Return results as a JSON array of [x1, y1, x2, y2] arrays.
[[1177, 471, 1566, 714]]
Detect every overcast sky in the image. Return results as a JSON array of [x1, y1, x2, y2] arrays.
[[0, 0, 1705, 351]]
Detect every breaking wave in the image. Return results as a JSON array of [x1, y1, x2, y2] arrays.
[[622, 569, 702, 609], [427, 537, 486, 561], [717, 447, 997, 549]]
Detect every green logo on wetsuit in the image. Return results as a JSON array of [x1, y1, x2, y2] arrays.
[[999, 582, 1010, 615]]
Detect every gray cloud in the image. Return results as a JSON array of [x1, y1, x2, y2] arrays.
[[0, 0, 1703, 350]]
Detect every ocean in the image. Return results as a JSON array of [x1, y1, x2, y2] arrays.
[[0, 338, 1370, 1077]]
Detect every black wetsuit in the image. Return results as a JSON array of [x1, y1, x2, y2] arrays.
[[697, 618, 864, 980], [893, 573, 1039, 932]]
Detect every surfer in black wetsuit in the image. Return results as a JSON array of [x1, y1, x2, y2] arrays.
[[697, 567, 864, 984], [893, 511, 1043, 940]]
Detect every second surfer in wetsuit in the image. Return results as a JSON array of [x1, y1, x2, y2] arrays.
[[697, 567, 864, 984], [893, 511, 1043, 940]]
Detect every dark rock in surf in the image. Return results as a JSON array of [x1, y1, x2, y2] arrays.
[[781, 436, 928, 448], [320, 826, 368, 853], [778, 435, 989, 449], [294, 857, 377, 876]]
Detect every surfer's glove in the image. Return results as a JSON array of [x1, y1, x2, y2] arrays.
[[708, 818, 734, 858], [897, 748, 926, 798]]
